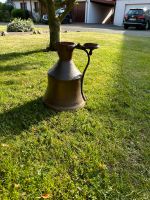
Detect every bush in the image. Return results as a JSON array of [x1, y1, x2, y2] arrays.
[[0, 2, 13, 22], [7, 18, 34, 32], [11, 8, 30, 19], [0, 10, 11, 22], [1, 3, 13, 12]]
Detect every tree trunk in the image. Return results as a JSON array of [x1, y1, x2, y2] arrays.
[[45, 0, 76, 51], [22, 0, 25, 10], [46, 0, 60, 51], [48, 19, 60, 51], [29, 0, 33, 18]]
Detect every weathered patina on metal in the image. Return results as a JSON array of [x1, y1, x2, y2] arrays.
[[43, 41, 99, 111]]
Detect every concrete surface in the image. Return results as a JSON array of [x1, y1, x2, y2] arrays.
[[60, 24, 150, 37], [1, 22, 150, 37]]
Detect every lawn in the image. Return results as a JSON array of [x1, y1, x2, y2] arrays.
[[0, 25, 6, 32], [0, 31, 150, 200]]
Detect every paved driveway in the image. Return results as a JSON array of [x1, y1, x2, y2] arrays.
[[60, 23, 150, 37], [1, 22, 150, 37], [36, 23, 150, 37]]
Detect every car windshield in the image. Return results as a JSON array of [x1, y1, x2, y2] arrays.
[[55, 8, 65, 15], [43, 15, 48, 20], [128, 9, 144, 15]]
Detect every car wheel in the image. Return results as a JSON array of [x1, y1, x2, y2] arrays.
[[67, 18, 70, 24], [124, 25, 128, 29], [145, 21, 149, 30], [136, 26, 142, 30]]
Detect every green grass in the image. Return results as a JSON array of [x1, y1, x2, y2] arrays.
[[0, 31, 150, 200], [0, 25, 6, 32]]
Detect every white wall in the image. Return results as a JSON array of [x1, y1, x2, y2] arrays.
[[13, 1, 20, 9], [114, 0, 150, 26], [13, 1, 39, 15], [85, 1, 114, 23]]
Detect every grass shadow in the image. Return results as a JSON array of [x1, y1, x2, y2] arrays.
[[0, 62, 39, 73], [0, 49, 45, 62], [0, 98, 57, 137]]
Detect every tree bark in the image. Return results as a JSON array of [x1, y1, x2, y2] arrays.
[[49, 19, 60, 51], [29, 0, 33, 18], [45, 0, 76, 51], [22, 0, 25, 10], [46, 0, 60, 51]]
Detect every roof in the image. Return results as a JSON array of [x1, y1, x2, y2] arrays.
[[91, 0, 116, 5]]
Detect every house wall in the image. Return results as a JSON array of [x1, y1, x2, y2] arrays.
[[13, 1, 39, 13], [85, 1, 114, 23], [13, 0, 40, 20], [114, 0, 150, 26]]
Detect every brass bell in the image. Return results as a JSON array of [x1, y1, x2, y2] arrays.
[[43, 42, 99, 111]]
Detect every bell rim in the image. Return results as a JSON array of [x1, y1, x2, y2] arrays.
[[43, 99, 85, 111], [57, 41, 76, 48]]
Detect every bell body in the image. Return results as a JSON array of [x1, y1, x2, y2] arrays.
[[43, 42, 85, 111]]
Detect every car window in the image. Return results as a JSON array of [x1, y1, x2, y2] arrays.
[[56, 8, 65, 15], [128, 9, 144, 15]]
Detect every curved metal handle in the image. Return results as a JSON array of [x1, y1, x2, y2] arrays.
[[75, 44, 93, 101], [81, 48, 91, 101]]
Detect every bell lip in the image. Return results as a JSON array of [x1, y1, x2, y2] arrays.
[[56, 41, 76, 48], [43, 99, 85, 111]]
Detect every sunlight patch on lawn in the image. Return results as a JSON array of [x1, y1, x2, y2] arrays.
[[0, 32, 149, 199]]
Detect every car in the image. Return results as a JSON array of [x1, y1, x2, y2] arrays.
[[41, 8, 72, 24], [123, 8, 150, 30], [56, 8, 72, 24], [55, 8, 65, 16], [41, 14, 48, 24]]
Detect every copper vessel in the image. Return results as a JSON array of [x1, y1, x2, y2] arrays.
[[43, 41, 99, 111]]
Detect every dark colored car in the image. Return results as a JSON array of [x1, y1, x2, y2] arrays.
[[41, 8, 72, 24], [61, 13, 72, 24], [123, 8, 150, 30], [41, 14, 48, 24]]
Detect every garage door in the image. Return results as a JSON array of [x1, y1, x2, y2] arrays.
[[125, 4, 150, 14], [71, 2, 85, 22]]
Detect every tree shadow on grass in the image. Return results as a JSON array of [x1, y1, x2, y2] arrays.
[[0, 62, 40, 73], [0, 97, 57, 138], [0, 49, 45, 62]]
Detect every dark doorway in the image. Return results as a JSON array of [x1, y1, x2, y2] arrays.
[[71, 2, 85, 22]]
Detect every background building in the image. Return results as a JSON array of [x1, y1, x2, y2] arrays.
[[114, 0, 150, 26]]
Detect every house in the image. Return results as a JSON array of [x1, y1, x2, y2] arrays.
[[85, 0, 116, 24], [114, 0, 150, 26], [12, 0, 46, 21], [72, 0, 116, 24], [12, 0, 150, 26], [12, 0, 116, 24], [75, 0, 150, 25]]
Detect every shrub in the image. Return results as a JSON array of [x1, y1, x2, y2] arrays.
[[0, 10, 11, 22], [11, 8, 30, 19], [0, 2, 13, 22], [1, 3, 14, 12], [7, 18, 34, 32]]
